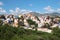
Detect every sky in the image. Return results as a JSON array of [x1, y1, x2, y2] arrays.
[[0, 0, 60, 14]]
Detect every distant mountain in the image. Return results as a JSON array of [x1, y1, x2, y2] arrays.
[[0, 12, 60, 17], [28, 12, 60, 17], [43, 12, 60, 17], [28, 12, 43, 16]]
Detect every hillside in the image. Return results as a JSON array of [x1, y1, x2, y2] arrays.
[[27, 12, 60, 17], [0, 24, 60, 40], [28, 12, 43, 16]]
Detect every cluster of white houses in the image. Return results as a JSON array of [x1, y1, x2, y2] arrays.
[[0, 13, 60, 33]]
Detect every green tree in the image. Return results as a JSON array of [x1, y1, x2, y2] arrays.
[[0, 20, 3, 26], [27, 19, 38, 31]]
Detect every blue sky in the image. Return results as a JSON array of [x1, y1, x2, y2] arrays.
[[0, 0, 60, 14]]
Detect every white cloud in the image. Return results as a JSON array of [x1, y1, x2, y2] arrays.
[[29, 4, 33, 6], [9, 8, 32, 15], [21, 9, 32, 12], [36, 11, 41, 13], [56, 8, 60, 13], [0, 7, 7, 14], [57, 9, 60, 11], [44, 6, 60, 13], [9, 10, 14, 13], [9, 8, 21, 15], [44, 6, 55, 13], [21, 10, 32, 14], [2, 10, 6, 13], [0, 7, 2, 12], [9, 10, 15, 15], [0, 2, 3, 6], [15, 8, 20, 13]]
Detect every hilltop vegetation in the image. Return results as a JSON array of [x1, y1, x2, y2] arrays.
[[0, 24, 60, 40]]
